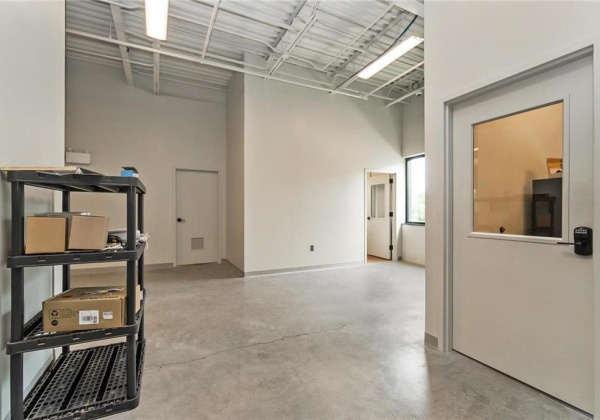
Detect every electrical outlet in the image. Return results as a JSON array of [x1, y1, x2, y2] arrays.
[[310, 245, 314, 252]]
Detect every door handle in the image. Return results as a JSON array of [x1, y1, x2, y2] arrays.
[[557, 227, 593, 256], [177, 218, 186, 223], [367, 217, 371, 220]]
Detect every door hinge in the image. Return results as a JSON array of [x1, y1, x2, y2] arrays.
[[389, 245, 393, 251], [389, 211, 394, 217], [389, 178, 394, 184]]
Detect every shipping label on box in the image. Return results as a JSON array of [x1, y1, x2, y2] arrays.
[[43, 286, 141, 333]]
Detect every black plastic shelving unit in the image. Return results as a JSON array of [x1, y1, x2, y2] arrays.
[[6, 169, 147, 420]]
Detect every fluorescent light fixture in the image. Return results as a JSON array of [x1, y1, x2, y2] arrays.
[[357, 35, 424, 79], [145, 0, 170, 41]]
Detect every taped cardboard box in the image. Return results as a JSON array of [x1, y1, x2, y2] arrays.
[[25, 217, 68, 254], [25, 213, 109, 254], [43, 285, 141, 333], [68, 215, 108, 250]]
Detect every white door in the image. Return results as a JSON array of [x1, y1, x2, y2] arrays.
[[176, 170, 219, 265], [452, 55, 594, 412], [367, 173, 392, 259]]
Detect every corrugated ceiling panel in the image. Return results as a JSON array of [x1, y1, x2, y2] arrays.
[[66, 0, 425, 103]]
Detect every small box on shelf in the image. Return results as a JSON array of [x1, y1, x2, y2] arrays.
[[25, 213, 109, 253], [69, 215, 109, 250], [25, 217, 68, 254], [121, 166, 139, 177], [43, 285, 141, 333]]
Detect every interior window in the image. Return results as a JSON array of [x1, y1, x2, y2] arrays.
[[473, 102, 563, 237], [371, 184, 385, 218]]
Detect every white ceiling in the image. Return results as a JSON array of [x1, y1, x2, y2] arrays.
[[66, 0, 424, 104]]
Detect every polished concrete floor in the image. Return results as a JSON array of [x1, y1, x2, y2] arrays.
[[73, 261, 587, 420]]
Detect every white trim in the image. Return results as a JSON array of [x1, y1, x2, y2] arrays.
[[244, 261, 364, 278], [593, 40, 600, 420], [466, 232, 562, 245], [173, 167, 223, 267]]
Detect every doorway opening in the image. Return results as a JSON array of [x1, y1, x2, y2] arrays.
[[366, 172, 396, 263]]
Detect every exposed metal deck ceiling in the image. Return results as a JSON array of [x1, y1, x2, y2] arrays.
[[66, 0, 424, 105]]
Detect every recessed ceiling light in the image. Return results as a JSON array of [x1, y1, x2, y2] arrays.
[[358, 35, 424, 79]]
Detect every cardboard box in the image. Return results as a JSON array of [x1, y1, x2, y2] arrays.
[[25, 217, 68, 254], [68, 215, 109, 250], [25, 213, 109, 254], [43, 285, 141, 333]]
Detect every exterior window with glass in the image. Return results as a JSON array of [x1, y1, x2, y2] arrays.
[[406, 154, 425, 224], [473, 102, 563, 237]]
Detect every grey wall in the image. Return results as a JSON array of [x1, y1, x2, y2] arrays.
[[401, 94, 425, 157], [226, 73, 245, 271], [66, 60, 227, 267], [0, 2, 65, 417]]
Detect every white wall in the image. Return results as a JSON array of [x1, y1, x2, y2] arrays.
[[424, 1, 600, 358], [243, 76, 403, 273], [65, 60, 227, 267], [226, 73, 245, 271], [401, 225, 425, 266], [0, 2, 65, 417]]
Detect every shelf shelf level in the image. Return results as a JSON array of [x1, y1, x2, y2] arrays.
[[23, 341, 145, 420], [7, 300, 145, 355], [8, 244, 145, 268], [6, 170, 146, 194]]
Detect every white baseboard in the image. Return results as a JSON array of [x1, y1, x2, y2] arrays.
[[244, 261, 364, 277]]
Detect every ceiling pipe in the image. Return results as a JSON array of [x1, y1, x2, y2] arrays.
[[109, 3, 134, 85], [91, 0, 141, 11], [200, 0, 221, 62], [268, 0, 308, 54], [267, 14, 317, 77], [66, 29, 380, 100], [122, 9, 279, 52], [333, 11, 407, 76], [66, 47, 153, 67], [121, 19, 418, 95], [190, 0, 294, 31], [124, 29, 269, 71], [364, 60, 424, 98], [321, 4, 394, 72], [123, 25, 409, 95], [385, 86, 423, 107]]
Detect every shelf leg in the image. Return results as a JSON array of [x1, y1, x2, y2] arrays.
[[137, 193, 144, 341], [126, 187, 137, 398], [62, 191, 71, 355], [10, 354, 23, 420], [11, 182, 25, 420]]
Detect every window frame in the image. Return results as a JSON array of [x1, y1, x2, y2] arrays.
[[405, 153, 426, 225]]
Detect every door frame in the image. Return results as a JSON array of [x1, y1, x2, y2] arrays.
[[439, 39, 600, 412], [364, 169, 398, 263], [172, 168, 223, 267]]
